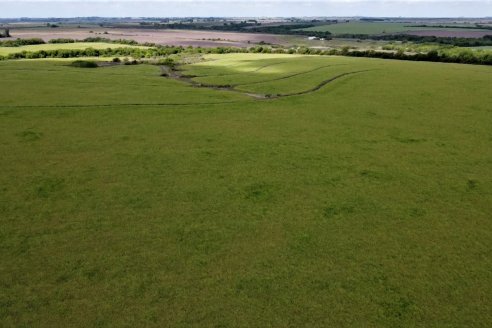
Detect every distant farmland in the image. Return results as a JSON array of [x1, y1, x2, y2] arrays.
[[300, 21, 491, 37], [4, 27, 284, 47]]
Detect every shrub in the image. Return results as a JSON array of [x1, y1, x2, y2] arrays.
[[0, 38, 45, 47], [70, 60, 98, 68], [159, 57, 175, 68], [49, 38, 76, 44], [0, 29, 10, 38]]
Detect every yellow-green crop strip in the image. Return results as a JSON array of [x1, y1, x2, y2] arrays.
[[0, 42, 148, 56]]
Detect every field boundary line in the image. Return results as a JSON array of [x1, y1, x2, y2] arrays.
[[0, 100, 248, 109]]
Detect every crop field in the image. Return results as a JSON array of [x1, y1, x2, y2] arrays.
[[5, 27, 284, 47], [0, 42, 148, 56], [1, 54, 492, 327], [300, 21, 487, 35]]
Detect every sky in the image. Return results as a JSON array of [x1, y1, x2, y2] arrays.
[[1, 0, 491, 18]]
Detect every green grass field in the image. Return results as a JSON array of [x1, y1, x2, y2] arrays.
[[0, 42, 148, 56], [300, 21, 484, 35], [1, 54, 491, 327]]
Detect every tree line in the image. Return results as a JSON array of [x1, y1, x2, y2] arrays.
[[0, 37, 155, 47], [407, 24, 492, 31], [337, 34, 492, 47], [0, 38, 45, 47], [1, 43, 491, 66], [136, 22, 334, 39]]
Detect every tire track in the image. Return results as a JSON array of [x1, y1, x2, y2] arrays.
[[274, 69, 376, 98], [163, 65, 375, 100], [161, 64, 375, 99], [235, 64, 347, 86]]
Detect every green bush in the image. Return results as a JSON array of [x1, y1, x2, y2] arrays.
[[1, 43, 490, 66], [0, 38, 45, 47], [158, 57, 175, 68], [49, 38, 76, 44], [70, 60, 98, 68], [0, 29, 10, 38]]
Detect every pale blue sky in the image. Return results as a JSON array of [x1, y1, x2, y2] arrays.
[[1, 0, 491, 18]]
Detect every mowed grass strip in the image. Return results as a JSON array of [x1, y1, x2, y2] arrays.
[[0, 54, 491, 327]]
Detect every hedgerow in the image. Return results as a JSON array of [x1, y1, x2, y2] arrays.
[[1, 43, 491, 66]]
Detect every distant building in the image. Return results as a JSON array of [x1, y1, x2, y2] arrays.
[[307, 36, 319, 40]]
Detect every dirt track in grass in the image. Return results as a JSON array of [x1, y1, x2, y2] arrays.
[[162, 65, 373, 99]]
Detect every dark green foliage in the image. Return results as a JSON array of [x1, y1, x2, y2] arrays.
[[70, 60, 98, 68], [467, 179, 478, 190], [247, 24, 333, 39], [337, 34, 492, 47], [408, 24, 492, 31], [140, 20, 258, 31], [1, 38, 491, 66], [46, 37, 142, 46], [344, 48, 492, 65], [0, 38, 45, 47], [48, 38, 76, 44], [0, 28, 10, 38], [157, 57, 175, 68], [82, 37, 139, 45], [123, 59, 139, 65], [139, 21, 334, 39], [17, 130, 43, 142]]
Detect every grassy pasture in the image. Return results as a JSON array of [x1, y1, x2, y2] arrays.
[[1, 54, 492, 327], [187, 54, 379, 95], [300, 21, 486, 35], [0, 42, 148, 56]]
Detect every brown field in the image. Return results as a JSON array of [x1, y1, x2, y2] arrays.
[[406, 30, 492, 38], [5, 27, 283, 47]]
